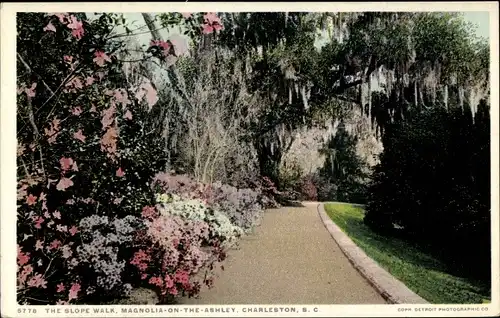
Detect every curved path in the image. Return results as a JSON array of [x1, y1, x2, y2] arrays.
[[181, 203, 386, 304]]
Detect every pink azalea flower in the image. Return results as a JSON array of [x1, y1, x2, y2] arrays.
[[90, 104, 97, 112], [174, 270, 190, 285], [69, 226, 78, 236], [35, 240, 44, 251], [141, 274, 148, 280], [25, 83, 37, 98], [56, 300, 68, 305], [43, 211, 51, 219], [60, 157, 74, 171], [56, 283, 65, 292], [39, 192, 47, 201], [72, 161, 79, 172], [169, 286, 178, 296], [202, 12, 223, 34], [180, 12, 192, 18], [73, 129, 86, 142], [56, 177, 74, 191], [93, 51, 112, 67], [17, 246, 30, 266], [71, 106, 83, 116], [50, 239, 62, 250], [18, 264, 34, 286], [68, 283, 81, 301], [164, 274, 174, 288], [85, 76, 94, 86], [26, 194, 37, 206], [43, 22, 57, 33], [204, 12, 220, 25], [53, 210, 61, 219], [64, 55, 73, 63], [27, 274, 48, 289], [67, 15, 84, 40], [149, 276, 163, 287], [116, 167, 125, 177], [123, 110, 133, 120], [32, 216, 44, 229]]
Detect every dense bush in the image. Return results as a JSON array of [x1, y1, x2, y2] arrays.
[[364, 102, 491, 281]]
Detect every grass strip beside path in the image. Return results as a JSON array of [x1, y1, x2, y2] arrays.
[[324, 203, 490, 304]]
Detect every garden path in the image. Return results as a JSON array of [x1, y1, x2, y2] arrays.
[[180, 202, 386, 304]]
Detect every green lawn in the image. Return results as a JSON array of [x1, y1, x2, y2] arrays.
[[324, 203, 491, 304]]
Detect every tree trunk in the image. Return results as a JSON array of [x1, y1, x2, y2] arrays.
[[142, 13, 162, 41]]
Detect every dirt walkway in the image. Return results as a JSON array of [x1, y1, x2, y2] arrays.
[[180, 203, 386, 304]]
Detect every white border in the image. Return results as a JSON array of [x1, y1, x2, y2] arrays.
[[1, 2, 499, 317]]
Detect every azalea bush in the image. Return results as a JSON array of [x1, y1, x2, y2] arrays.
[[156, 193, 244, 246], [16, 11, 233, 305], [153, 172, 264, 232], [130, 205, 227, 304], [209, 182, 263, 231]]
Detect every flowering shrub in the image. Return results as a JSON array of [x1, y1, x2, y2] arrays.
[[153, 173, 265, 231], [75, 214, 140, 301], [209, 182, 263, 231], [130, 205, 227, 303], [16, 12, 233, 305], [299, 175, 318, 201], [155, 193, 244, 246]]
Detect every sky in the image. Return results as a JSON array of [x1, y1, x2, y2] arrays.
[[463, 11, 490, 40]]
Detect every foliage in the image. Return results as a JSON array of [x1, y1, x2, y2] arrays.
[[318, 122, 369, 203], [364, 100, 491, 282]]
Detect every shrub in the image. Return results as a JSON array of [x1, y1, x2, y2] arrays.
[[209, 182, 263, 231], [130, 205, 227, 303], [155, 193, 245, 246], [299, 175, 318, 201], [364, 103, 491, 281], [16, 12, 237, 305]]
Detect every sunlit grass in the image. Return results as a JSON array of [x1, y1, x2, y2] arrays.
[[324, 203, 491, 304]]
